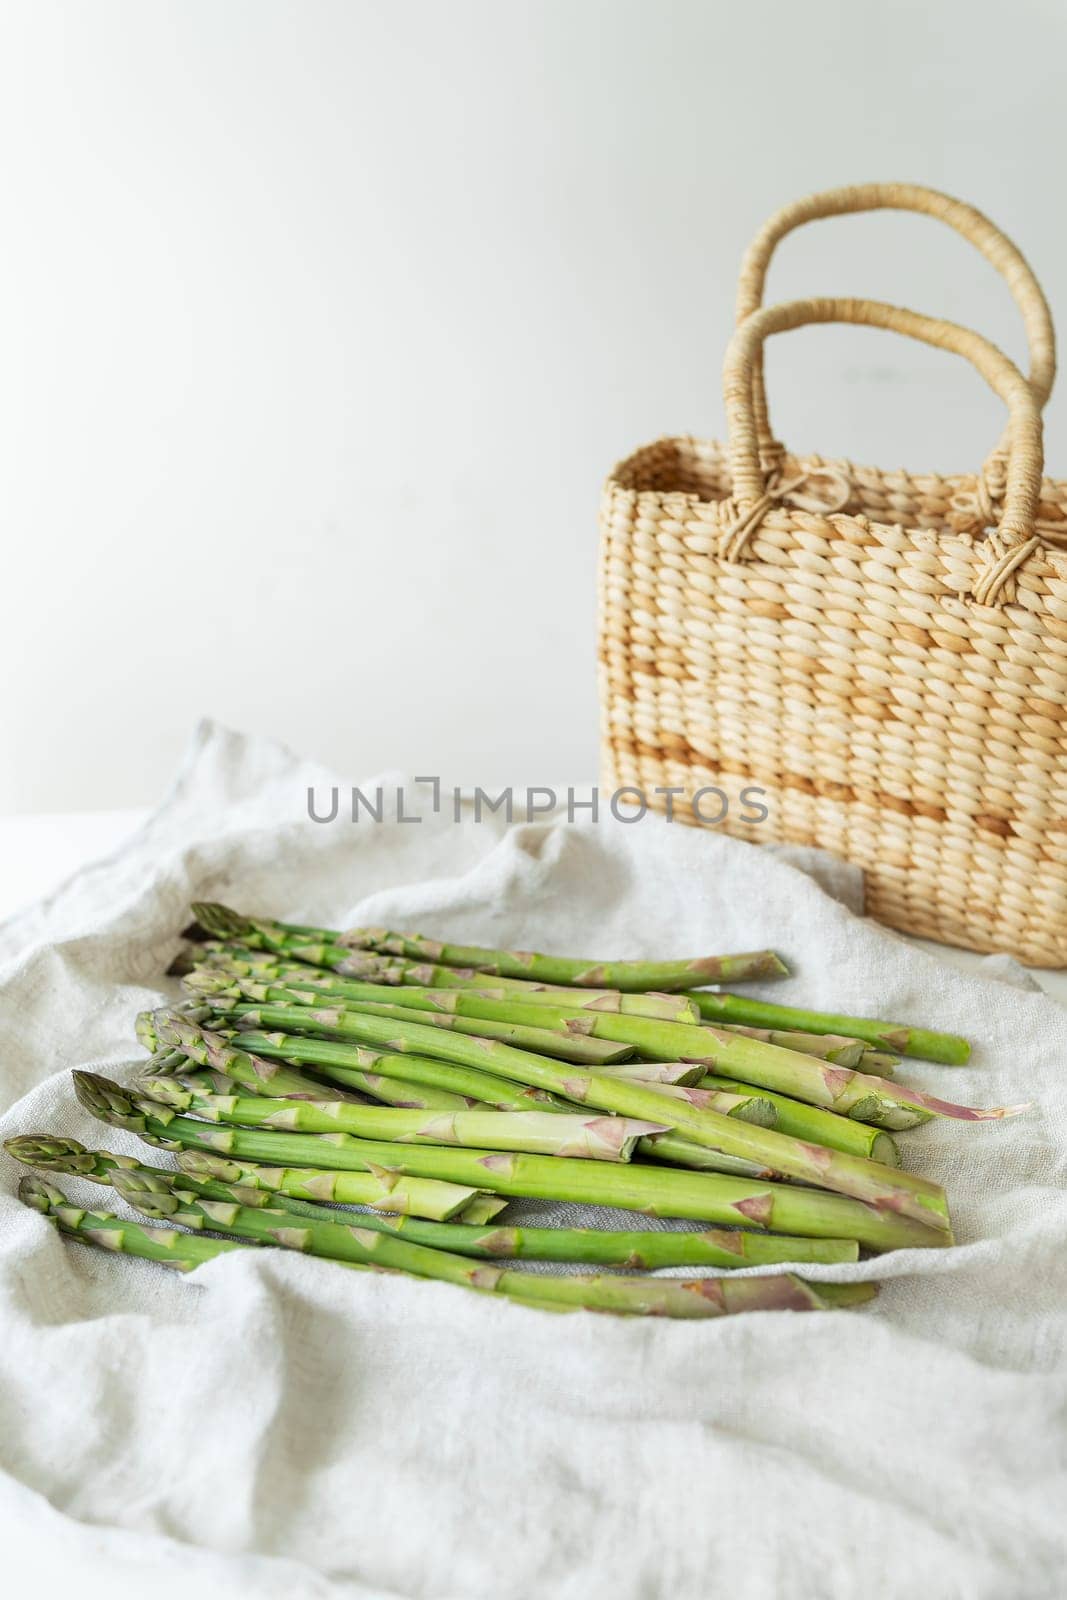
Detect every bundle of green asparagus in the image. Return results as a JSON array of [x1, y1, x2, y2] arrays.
[[7, 901, 1028, 1320]]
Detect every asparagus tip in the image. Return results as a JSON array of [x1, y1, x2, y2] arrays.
[[190, 902, 255, 939], [136, 1076, 192, 1109], [18, 1173, 65, 1212], [183, 969, 240, 998], [111, 1168, 183, 1218], [72, 1070, 146, 1133], [177, 1149, 245, 1182], [5, 1134, 93, 1175]]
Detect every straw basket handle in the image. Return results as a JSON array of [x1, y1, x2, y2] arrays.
[[722, 297, 1045, 604], [735, 183, 1056, 466]]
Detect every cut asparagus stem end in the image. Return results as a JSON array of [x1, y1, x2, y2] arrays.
[[871, 1132, 901, 1167], [453, 1194, 510, 1224], [734, 1097, 777, 1127], [811, 1282, 879, 1308]]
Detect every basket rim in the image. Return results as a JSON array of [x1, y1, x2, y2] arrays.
[[603, 433, 1067, 583]]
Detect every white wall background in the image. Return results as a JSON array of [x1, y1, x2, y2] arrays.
[[2, 0, 1065, 812]]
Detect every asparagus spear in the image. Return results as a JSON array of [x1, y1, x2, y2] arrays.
[[74, 1072, 947, 1250], [133, 1076, 666, 1161], [297, 999, 638, 1066], [153, 1163, 861, 1267], [377, 971, 703, 1022], [2, 1118, 695, 1245], [194, 1055, 478, 1113], [5, 1135, 223, 1189], [4, 1132, 488, 1220], [185, 973, 889, 1126], [140, 1036, 482, 1114], [253, 1051, 555, 1112], [7, 1134, 361, 1211], [201, 985, 655, 1083], [137, 1010, 354, 1102], [183, 972, 644, 1068], [182, 913, 400, 977], [309, 985, 1015, 1131], [189, 902, 788, 991], [220, 1025, 770, 1176], [344, 931, 790, 992], [180, 974, 633, 1068], [181, 990, 951, 1229], [177, 940, 392, 979], [112, 1168, 870, 1318], [153, 1021, 563, 1113], [144, 1070, 775, 1168], [269, 952, 861, 1063], [195, 946, 702, 1021], [19, 1175, 248, 1271], [691, 992, 969, 1065], [699, 1078, 900, 1165], [146, 1010, 568, 1112], [157, 1064, 240, 1101], [188, 946, 896, 1074]]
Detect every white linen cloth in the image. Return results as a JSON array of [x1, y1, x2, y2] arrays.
[[0, 720, 1064, 1600]]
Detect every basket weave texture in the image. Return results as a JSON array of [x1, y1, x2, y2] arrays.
[[598, 185, 1067, 965]]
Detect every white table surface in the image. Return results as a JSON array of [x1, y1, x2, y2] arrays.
[[1, 810, 1065, 1004]]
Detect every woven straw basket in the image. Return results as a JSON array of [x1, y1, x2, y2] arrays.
[[599, 183, 1067, 965]]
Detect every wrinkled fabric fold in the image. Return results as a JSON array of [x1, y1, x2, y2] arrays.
[[0, 719, 1064, 1600]]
